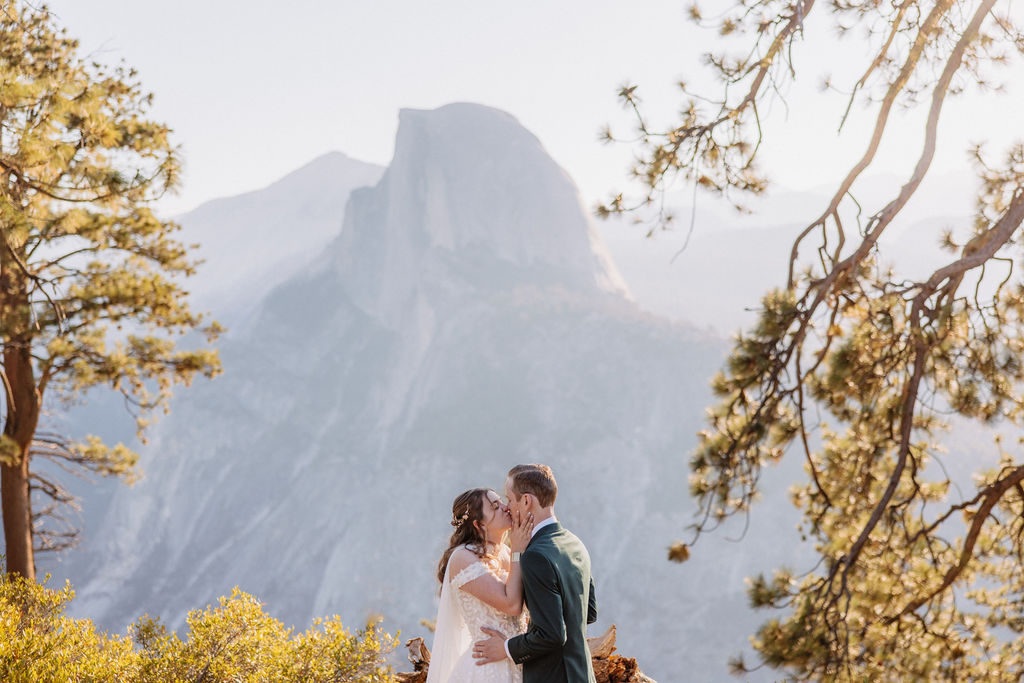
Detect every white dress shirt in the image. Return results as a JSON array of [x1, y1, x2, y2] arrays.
[[529, 515, 557, 538]]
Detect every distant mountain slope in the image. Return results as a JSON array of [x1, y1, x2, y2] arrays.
[[30, 152, 384, 564], [596, 172, 974, 334], [178, 151, 384, 323]]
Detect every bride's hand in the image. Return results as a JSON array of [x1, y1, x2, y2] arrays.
[[508, 509, 534, 554]]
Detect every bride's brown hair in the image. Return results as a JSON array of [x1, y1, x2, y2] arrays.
[[436, 488, 494, 585]]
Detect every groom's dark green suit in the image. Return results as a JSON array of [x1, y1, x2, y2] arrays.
[[507, 522, 598, 683]]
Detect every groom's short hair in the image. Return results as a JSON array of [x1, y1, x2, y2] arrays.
[[508, 464, 557, 508]]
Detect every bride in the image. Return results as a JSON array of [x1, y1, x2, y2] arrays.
[[427, 487, 534, 683]]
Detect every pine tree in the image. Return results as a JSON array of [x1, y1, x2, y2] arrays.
[[605, 1, 1024, 678], [0, 2, 220, 580]]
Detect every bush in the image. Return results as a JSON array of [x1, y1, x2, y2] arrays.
[[0, 574, 397, 682]]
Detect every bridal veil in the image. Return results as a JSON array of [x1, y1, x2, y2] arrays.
[[425, 561, 469, 683]]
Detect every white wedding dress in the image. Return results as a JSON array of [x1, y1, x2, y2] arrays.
[[426, 545, 528, 683]]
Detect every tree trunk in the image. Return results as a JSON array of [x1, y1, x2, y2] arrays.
[[1, 443, 33, 579], [0, 263, 39, 579]]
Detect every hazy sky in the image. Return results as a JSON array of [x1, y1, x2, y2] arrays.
[[43, 1, 1024, 218]]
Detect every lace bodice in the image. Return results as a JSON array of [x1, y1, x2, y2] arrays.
[[427, 545, 525, 683], [451, 546, 528, 640]]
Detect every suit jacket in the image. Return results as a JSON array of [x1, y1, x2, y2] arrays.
[[506, 522, 598, 683]]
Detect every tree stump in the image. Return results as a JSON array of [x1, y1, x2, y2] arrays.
[[395, 636, 430, 683], [396, 625, 656, 682]]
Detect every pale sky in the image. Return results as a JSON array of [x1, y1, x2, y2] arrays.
[[43, 1, 1024, 219]]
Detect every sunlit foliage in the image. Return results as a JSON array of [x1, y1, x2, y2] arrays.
[[0, 574, 397, 682], [607, 0, 1024, 679], [0, 1, 220, 579]]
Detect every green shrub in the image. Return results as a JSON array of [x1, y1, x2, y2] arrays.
[[0, 574, 397, 682]]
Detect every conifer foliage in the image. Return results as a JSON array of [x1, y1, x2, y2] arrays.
[[606, 1, 1024, 679], [0, 2, 220, 579]]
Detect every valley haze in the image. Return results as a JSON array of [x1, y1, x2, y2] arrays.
[[42, 102, 953, 682]]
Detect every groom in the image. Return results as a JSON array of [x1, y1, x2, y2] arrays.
[[472, 463, 598, 683]]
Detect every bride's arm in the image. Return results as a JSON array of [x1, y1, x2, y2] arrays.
[[448, 511, 533, 616], [450, 552, 523, 616]]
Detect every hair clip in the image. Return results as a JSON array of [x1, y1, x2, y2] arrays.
[[451, 509, 470, 528]]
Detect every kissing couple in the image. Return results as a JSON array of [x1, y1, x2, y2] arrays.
[[425, 463, 598, 683]]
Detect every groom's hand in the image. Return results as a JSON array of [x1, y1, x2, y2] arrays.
[[472, 626, 508, 665]]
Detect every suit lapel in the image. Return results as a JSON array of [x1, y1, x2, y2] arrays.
[[522, 522, 562, 613]]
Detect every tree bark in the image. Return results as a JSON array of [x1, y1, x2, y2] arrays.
[[1, 442, 34, 579], [1, 248, 39, 580]]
